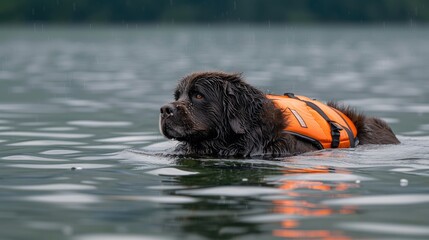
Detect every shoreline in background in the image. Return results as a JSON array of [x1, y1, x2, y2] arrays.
[[0, 22, 428, 29]]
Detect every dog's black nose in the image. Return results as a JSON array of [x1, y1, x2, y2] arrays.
[[160, 103, 176, 118]]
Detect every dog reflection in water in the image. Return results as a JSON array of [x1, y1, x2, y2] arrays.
[[272, 166, 356, 239]]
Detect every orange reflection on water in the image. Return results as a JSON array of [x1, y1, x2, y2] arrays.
[[271, 166, 357, 239], [273, 229, 351, 240]]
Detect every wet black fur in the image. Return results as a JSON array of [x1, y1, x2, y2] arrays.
[[159, 71, 400, 157]]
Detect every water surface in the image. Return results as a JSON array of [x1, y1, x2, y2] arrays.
[[0, 25, 428, 240]]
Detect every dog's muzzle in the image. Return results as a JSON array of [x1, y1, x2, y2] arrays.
[[160, 103, 176, 118]]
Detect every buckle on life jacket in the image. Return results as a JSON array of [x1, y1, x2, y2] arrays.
[[329, 121, 342, 148]]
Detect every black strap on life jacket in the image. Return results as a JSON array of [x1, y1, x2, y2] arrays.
[[303, 101, 342, 148], [283, 130, 324, 150], [284, 93, 343, 148], [330, 107, 357, 147]]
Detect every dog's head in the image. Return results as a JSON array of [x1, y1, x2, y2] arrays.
[[159, 71, 266, 143]]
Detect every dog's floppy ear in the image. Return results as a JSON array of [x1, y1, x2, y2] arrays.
[[223, 80, 247, 134]]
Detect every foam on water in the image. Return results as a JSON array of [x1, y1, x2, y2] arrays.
[[74, 155, 123, 160], [24, 193, 100, 204], [2, 155, 68, 162], [78, 145, 129, 149], [119, 149, 176, 168], [123, 137, 429, 171], [110, 195, 198, 204], [7, 163, 112, 169], [19, 122, 51, 126], [67, 120, 132, 127], [339, 222, 429, 236], [147, 185, 187, 190], [324, 194, 429, 206], [40, 150, 81, 155], [241, 214, 303, 223], [139, 141, 177, 151], [2, 183, 96, 191], [0, 131, 92, 138], [146, 167, 199, 176], [96, 135, 162, 143], [37, 127, 77, 131], [8, 140, 84, 146]]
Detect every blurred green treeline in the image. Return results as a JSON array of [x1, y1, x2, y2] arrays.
[[0, 0, 428, 24]]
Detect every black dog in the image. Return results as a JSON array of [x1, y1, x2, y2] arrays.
[[159, 72, 399, 157]]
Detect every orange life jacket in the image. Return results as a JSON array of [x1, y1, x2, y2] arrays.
[[267, 93, 358, 149]]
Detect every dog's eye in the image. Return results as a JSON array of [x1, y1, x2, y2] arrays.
[[194, 93, 204, 100]]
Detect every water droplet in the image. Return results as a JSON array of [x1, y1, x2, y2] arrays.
[[400, 179, 408, 187]]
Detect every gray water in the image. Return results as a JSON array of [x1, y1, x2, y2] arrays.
[[0, 25, 428, 240]]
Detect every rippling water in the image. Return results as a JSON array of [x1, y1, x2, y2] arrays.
[[0, 25, 428, 240]]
